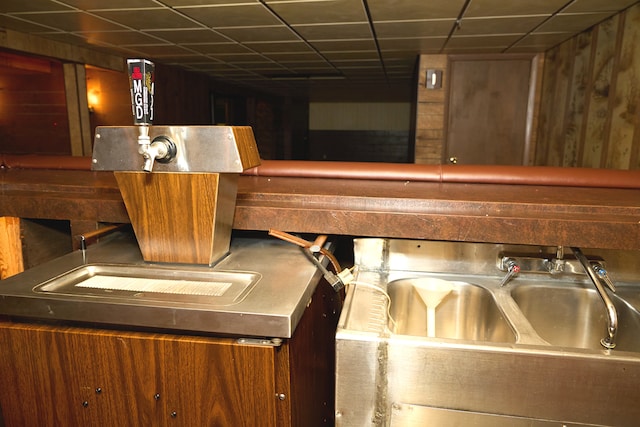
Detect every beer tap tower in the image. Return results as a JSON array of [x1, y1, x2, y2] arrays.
[[92, 59, 261, 266]]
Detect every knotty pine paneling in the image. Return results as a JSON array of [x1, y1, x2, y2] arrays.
[[535, 3, 640, 169]]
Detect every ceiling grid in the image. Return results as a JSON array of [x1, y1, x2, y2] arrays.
[[0, 0, 637, 95]]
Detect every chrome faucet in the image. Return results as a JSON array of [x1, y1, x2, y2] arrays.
[[499, 258, 520, 287], [571, 247, 618, 349], [138, 128, 175, 172]]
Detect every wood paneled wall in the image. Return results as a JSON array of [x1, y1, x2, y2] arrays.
[[535, 3, 640, 169], [414, 55, 448, 164], [0, 55, 71, 155]]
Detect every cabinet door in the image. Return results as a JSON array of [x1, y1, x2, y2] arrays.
[[0, 322, 278, 427], [446, 56, 536, 165]]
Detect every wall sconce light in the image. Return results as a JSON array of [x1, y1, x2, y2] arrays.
[[87, 88, 100, 113], [425, 69, 443, 89]]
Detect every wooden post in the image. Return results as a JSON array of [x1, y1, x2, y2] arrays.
[[63, 63, 93, 156], [0, 217, 24, 279]]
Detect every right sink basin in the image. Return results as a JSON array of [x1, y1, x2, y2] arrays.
[[511, 283, 640, 352]]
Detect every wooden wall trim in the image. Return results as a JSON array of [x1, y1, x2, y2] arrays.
[[0, 28, 123, 71], [0, 217, 23, 279], [63, 64, 93, 156]]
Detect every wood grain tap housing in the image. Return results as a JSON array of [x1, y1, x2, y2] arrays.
[[92, 125, 261, 265]]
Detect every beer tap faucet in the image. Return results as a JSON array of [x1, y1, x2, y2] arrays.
[[127, 59, 175, 172]]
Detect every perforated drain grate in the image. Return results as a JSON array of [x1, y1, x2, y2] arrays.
[[76, 275, 232, 296]]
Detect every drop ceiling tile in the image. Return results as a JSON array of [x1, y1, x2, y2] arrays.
[[293, 23, 372, 40], [233, 62, 288, 71], [274, 58, 327, 65], [10, 11, 128, 32], [464, 0, 568, 17], [159, 54, 214, 63], [145, 29, 229, 44], [456, 16, 548, 35], [374, 20, 455, 38], [382, 54, 419, 65], [310, 39, 377, 51], [563, 0, 640, 13], [0, 0, 72, 13], [293, 64, 338, 71], [162, 0, 255, 5], [265, 52, 326, 61], [243, 41, 314, 53], [446, 34, 521, 48], [442, 46, 506, 53], [266, 0, 368, 25], [377, 37, 446, 52], [536, 12, 613, 33], [211, 68, 259, 77], [186, 62, 236, 72], [32, 32, 93, 45], [92, 9, 197, 30], [367, 0, 467, 21], [58, 0, 161, 9], [216, 26, 299, 42], [208, 53, 270, 62], [184, 43, 253, 54], [124, 44, 196, 56], [176, 4, 282, 28], [0, 15, 55, 33], [323, 51, 379, 60], [77, 31, 162, 46]]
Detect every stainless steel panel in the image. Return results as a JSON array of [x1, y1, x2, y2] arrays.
[[336, 238, 640, 426], [0, 233, 324, 338], [390, 404, 589, 426], [36, 264, 260, 306], [92, 126, 253, 172]]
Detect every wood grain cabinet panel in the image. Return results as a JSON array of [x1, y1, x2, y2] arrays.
[[0, 281, 340, 427], [0, 325, 276, 426]]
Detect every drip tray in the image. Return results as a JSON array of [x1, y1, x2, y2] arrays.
[[35, 264, 260, 306]]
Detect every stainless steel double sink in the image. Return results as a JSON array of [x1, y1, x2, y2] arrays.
[[335, 239, 640, 426], [387, 276, 640, 352]]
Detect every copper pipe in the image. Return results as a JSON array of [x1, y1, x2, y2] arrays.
[[268, 229, 342, 273]]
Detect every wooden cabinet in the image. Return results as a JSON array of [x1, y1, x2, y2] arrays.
[[0, 281, 341, 427]]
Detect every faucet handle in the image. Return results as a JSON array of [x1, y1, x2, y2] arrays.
[[127, 59, 155, 126], [499, 258, 520, 287], [592, 263, 617, 293]]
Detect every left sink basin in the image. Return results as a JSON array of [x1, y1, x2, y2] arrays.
[[35, 264, 261, 306], [387, 278, 516, 343]]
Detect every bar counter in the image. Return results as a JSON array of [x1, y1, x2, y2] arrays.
[[1, 161, 639, 250]]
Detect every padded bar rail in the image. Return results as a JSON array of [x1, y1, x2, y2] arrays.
[[243, 160, 640, 189], [1, 155, 93, 170], [2, 155, 639, 189]]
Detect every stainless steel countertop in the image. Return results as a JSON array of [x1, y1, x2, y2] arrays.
[[0, 233, 324, 338]]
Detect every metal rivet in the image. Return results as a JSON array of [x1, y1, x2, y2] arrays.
[[95, 387, 102, 394], [276, 393, 286, 401], [154, 393, 161, 400], [82, 401, 89, 408], [171, 411, 177, 418]]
